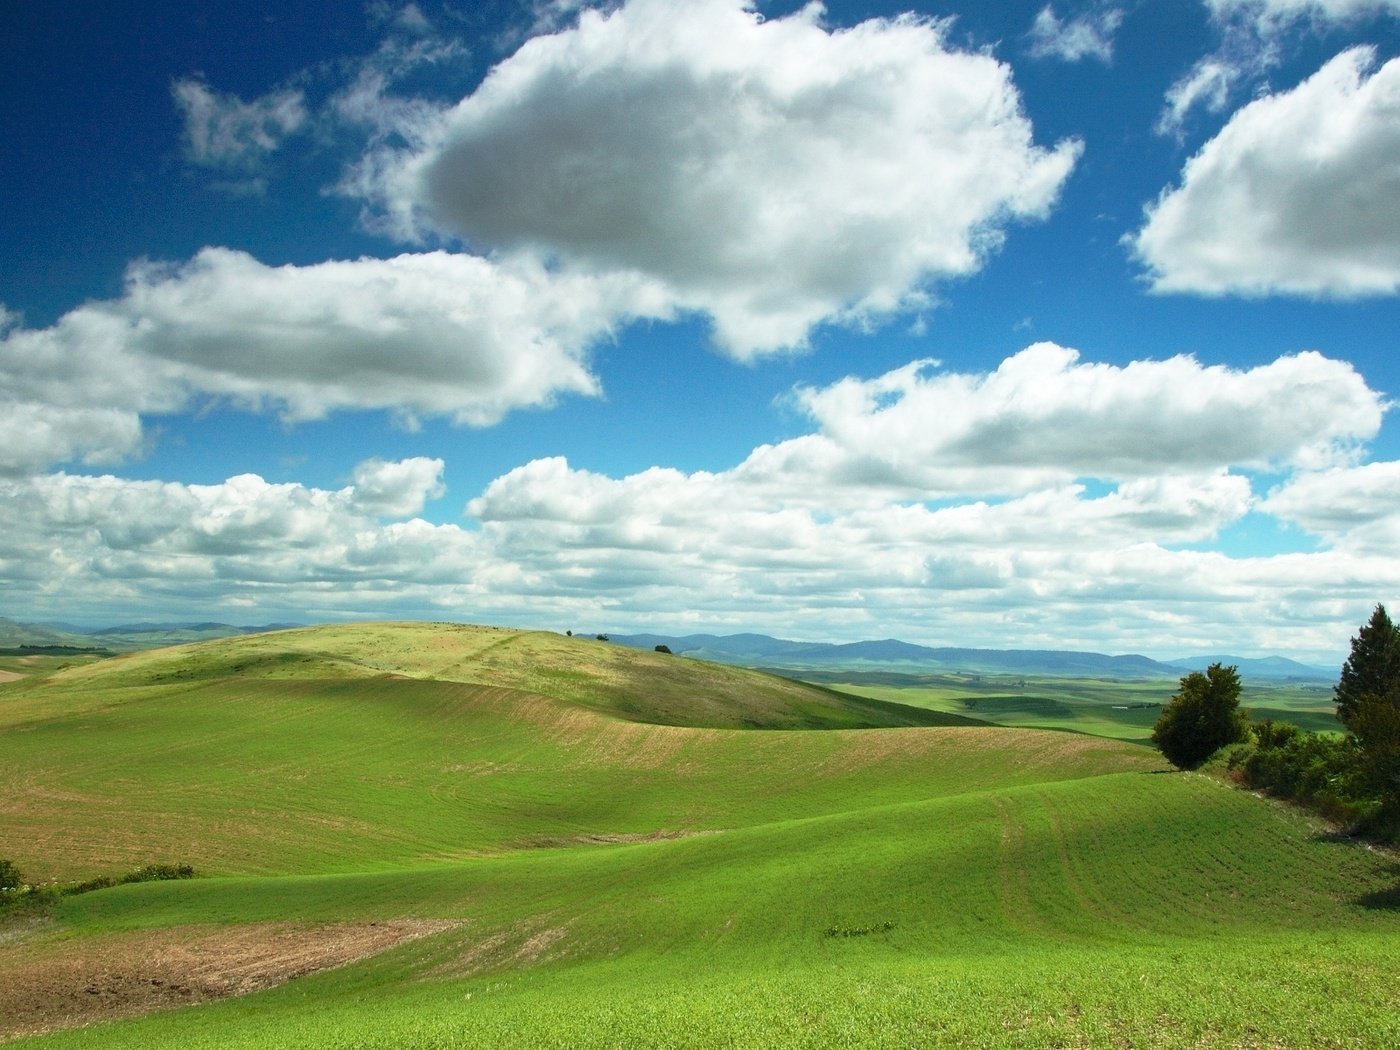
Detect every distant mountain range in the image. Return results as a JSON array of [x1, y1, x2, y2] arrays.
[[0, 616, 1337, 679], [610, 632, 1337, 681], [0, 617, 298, 652]]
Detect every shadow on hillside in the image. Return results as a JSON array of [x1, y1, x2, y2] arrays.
[[1355, 880, 1400, 910], [1348, 854, 1400, 910]]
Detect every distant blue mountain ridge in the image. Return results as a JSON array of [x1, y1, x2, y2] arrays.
[[0, 618, 299, 652], [1, 616, 1339, 679], [610, 632, 1337, 681]]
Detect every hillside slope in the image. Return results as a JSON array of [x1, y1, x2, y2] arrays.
[[38, 622, 981, 731], [2, 622, 1397, 1048], [1, 624, 1119, 883]]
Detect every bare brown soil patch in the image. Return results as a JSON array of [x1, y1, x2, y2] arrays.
[[0, 918, 458, 1042], [0, 670, 24, 683]]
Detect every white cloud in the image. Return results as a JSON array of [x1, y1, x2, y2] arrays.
[[350, 457, 446, 517], [1261, 461, 1400, 551], [1028, 5, 1124, 63], [0, 248, 673, 473], [1161, 0, 1400, 131], [352, 0, 1079, 357], [466, 344, 1373, 567], [330, 30, 469, 144], [458, 452, 1392, 658], [0, 461, 483, 620], [177, 16, 470, 198], [172, 78, 308, 169], [1135, 48, 1400, 297], [446, 345, 1390, 656], [767, 344, 1381, 495], [524, 0, 592, 36], [1158, 59, 1240, 132], [470, 458, 1254, 553], [1206, 0, 1400, 31], [0, 402, 146, 479], [464, 344, 1378, 523], [376, 2, 433, 35]]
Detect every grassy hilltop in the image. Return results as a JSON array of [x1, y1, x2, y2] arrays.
[[1, 622, 1398, 1047]]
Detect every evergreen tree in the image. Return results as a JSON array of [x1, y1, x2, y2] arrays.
[[1335, 604, 1400, 728], [1347, 684, 1400, 808], [1152, 663, 1250, 770]]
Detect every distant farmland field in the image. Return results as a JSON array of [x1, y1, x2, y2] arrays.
[[802, 669, 1342, 743], [1, 623, 1395, 1048]]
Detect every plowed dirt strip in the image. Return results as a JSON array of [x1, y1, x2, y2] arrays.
[[0, 918, 458, 1042]]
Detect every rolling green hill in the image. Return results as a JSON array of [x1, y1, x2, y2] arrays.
[[2, 623, 1397, 1048]]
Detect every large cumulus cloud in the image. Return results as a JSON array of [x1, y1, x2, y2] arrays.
[[0, 248, 671, 475], [5, 2, 1079, 476], [355, 0, 1080, 356]]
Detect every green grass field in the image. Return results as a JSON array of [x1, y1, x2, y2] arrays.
[[803, 670, 1342, 743], [2, 623, 1396, 1047]]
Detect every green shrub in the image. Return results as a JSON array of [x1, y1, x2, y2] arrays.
[[1246, 732, 1342, 796], [1238, 729, 1373, 829], [1253, 719, 1301, 751], [128, 863, 195, 882], [0, 858, 21, 892], [62, 862, 196, 897]]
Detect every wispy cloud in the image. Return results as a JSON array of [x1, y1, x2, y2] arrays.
[[1159, 0, 1400, 132], [1028, 5, 1124, 63], [172, 78, 307, 169]]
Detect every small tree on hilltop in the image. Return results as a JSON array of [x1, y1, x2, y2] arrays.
[[1335, 604, 1400, 728], [1152, 663, 1250, 770]]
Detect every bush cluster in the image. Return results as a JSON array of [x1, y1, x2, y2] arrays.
[[1209, 604, 1400, 842], [0, 860, 196, 910], [0, 858, 22, 892], [1228, 727, 1372, 829], [64, 862, 196, 896]]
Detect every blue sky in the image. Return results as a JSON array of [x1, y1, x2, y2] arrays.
[[3, 0, 1399, 661]]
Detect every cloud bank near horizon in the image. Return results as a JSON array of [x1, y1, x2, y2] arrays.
[[3, 344, 1394, 660]]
